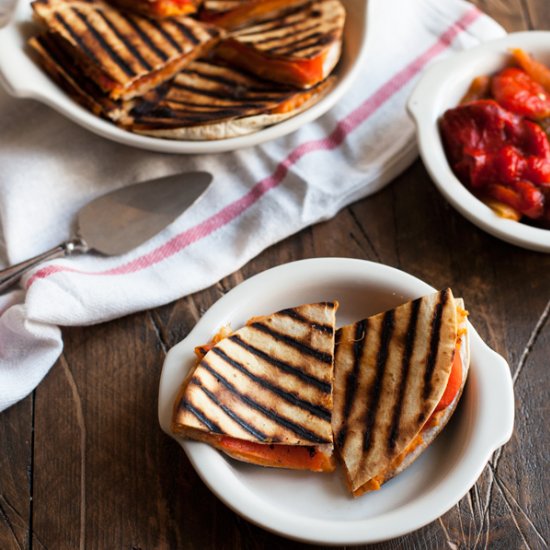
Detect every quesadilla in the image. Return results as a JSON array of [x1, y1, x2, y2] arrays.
[[108, 0, 202, 18], [31, 0, 222, 100], [29, 34, 335, 138], [214, 0, 346, 88], [332, 289, 469, 496], [172, 302, 338, 471]]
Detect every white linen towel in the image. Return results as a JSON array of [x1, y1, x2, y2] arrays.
[[0, 0, 505, 411]]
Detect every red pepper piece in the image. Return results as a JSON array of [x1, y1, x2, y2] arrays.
[[486, 180, 544, 219], [491, 67, 550, 120]]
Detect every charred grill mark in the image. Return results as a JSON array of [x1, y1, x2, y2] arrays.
[[246, 20, 317, 46], [172, 20, 201, 45], [180, 66, 247, 88], [72, 7, 136, 77], [180, 397, 222, 433], [276, 33, 336, 57], [363, 311, 395, 453], [206, 25, 221, 38], [423, 290, 449, 399], [277, 307, 334, 335], [388, 299, 421, 451], [200, 360, 329, 443], [148, 18, 184, 52], [211, 347, 331, 421], [125, 16, 170, 62], [229, 334, 331, 392], [96, 10, 153, 72], [336, 320, 367, 450], [191, 378, 268, 440], [233, 4, 310, 34], [250, 322, 332, 364], [54, 12, 101, 67], [169, 81, 268, 104], [266, 29, 323, 51], [171, 82, 289, 104]]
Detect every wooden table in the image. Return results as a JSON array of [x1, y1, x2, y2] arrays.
[[2, 2, 549, 549]]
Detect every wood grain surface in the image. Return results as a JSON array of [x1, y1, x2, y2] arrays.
[[2, 1, 550, 549]]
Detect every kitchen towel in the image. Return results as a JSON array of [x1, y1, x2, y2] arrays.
[[0, 0, 505, 411]]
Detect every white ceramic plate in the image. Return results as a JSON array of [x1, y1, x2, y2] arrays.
[[158, 258, 514, 545], [408, 32, 550, 253], [0, 0, 369, 154]]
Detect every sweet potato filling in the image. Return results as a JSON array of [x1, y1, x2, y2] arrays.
[[201, 0, 298, 29], [152, 0, 199, 17], [217, 436, 335, 472], [216, 39, 333, 89], [352, 434, 424, 497]]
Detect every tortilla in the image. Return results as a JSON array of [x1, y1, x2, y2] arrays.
[[31, 0, 222, 99], [214, 0, 346, 88], [172, 302, 338, 469], [332, 289, 468, 496]]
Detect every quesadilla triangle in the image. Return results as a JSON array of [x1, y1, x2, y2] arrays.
[[214, 0, 346, 89], [172, 302, 339, 472], [332, 289, 470, 497], [31, 0, 223, 100], [126, 59, 336, 139], [108, 0, 202, 18]]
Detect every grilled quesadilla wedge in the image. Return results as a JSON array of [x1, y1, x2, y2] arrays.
[[126, 59, 335, 139], [200, 0, 309, 29], [31, 0, 222, 100], [214, 0, 346, 88], [108, 0, 202, 18], [172, 302, 338, 472], [332, 289, 469, 496]]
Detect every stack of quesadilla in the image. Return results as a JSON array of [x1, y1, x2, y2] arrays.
[[31, 0, 222, 100], [214, 0, 346, 88], [109, 0, 202, 18], [172, 302, 338, 472], [27, 0, 345, 139], [332, 289, 469, 496], [28, 34, 335, 138]]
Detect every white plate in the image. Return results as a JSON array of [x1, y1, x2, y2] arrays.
[[0, 0, 369, 154], [408, 32, 550, 253], [158, 258, 514, 545]]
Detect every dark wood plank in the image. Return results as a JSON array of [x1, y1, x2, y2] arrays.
[[0, 398, 32, 550]]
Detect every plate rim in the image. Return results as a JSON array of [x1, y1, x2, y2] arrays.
[[407, 31, 550, 253], [0, 0, 370, 154], [158, 257, 515, 544]]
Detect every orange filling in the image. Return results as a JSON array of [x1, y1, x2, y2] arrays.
[[217, 436, 335, 472], [353, 434, 424, 496], [152, 0, 198, 17], [433, 343, 463, 413], [272, 88, 318, 114], [216, 39, 329, 88], [194, 325, 232, 361], [201, 0, 297, 29]]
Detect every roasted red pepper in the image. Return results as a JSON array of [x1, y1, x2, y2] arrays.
[[440, 91, 550, 224], [491, 67, 550, 120]]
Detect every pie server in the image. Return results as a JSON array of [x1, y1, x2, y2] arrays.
[[0, 171, 212, 293]]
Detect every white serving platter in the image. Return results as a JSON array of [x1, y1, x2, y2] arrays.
[[158, 258, 514, 544], [0, 0, 370, 154]]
